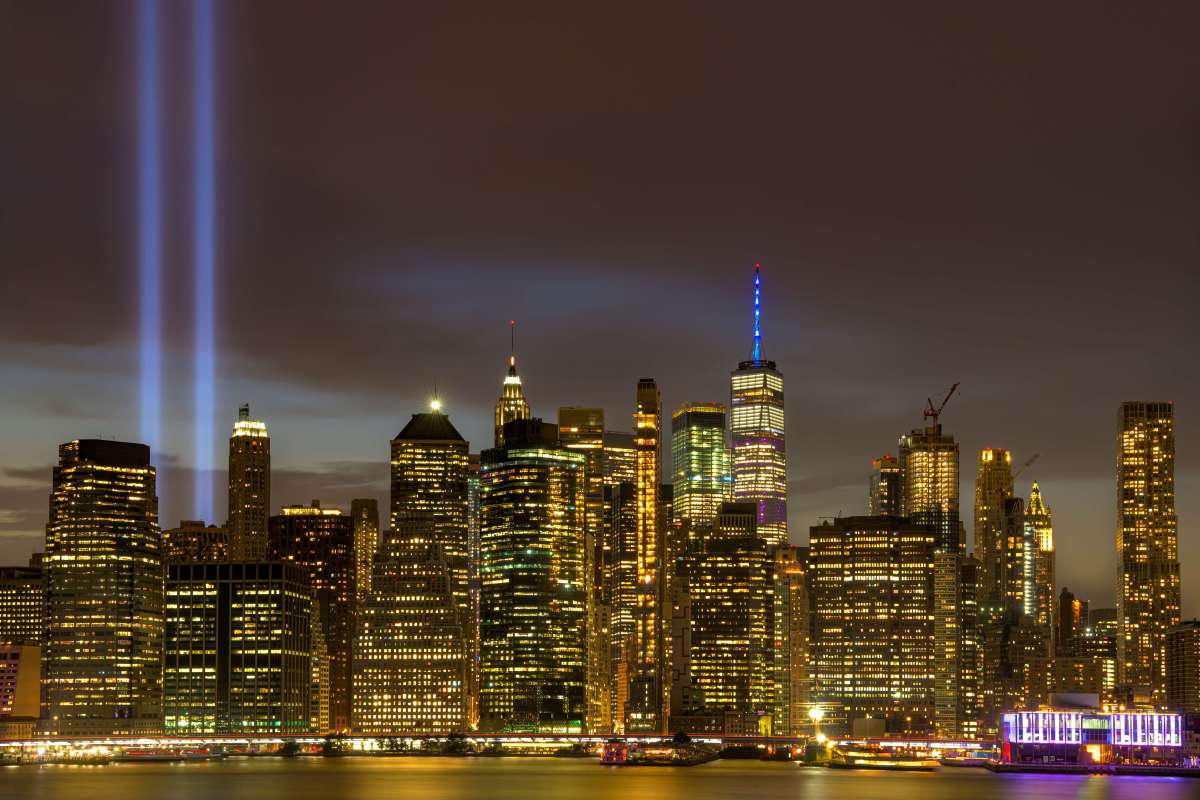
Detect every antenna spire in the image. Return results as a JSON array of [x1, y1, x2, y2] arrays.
[[752, 263, 762, 362], [508, 320, 517, 374]]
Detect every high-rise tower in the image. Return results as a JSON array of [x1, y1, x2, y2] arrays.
[[227, 404, 270, 561], [1026, 482, 1055, 628], [898, 421, 962, 554], [42, 439, 163, 736], [671, 403, 733, 529], [730, 265, 788, 546], [350, 499, 380, 604], [973, 447, 1013, 596], [493, 321, 531, 446], [1117, 401, 1180, 700]]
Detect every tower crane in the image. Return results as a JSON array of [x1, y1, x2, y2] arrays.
[[923, 382, 960, 426], [1012, 453, 1041, 481]]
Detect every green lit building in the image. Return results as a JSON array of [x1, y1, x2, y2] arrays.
[[671, 403, 732, 529], [479, 418, 587, 732], [164, 562, 312, 734]]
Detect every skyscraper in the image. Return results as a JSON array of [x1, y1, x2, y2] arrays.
[[0, 566, 42, 645], [351, 499, 380, 604], [479, 418, 587, 732], [227, 405, 270, 561], [1166, 620, 1200, 714], [730, 266, 788, 547], [868, 454, 901, 516], [603, 430, 638, 486], [268, 501, 356, 731], [626, 379, 664, 732], [42, 439, 163, 736], [899, 420, 962, 554], [353, 521, 467, 733], [493, 322, 531, 447], [164, 561, 312, 734], [810, 516, 936, 736], [389, 406, 472, 716], [934, 553, 981, 738], [1117, 401, 1181, 700], [774, 545, 810, 736], [1025, 482, 1055, 629], [973, 447, 1013, 592], [671, 403, 732, 529], [162, 519, 229, 563]]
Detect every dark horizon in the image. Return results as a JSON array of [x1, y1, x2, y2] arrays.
[[2, 1, 1198, 615]]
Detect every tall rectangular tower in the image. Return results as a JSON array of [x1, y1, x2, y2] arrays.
[[1117, 401, 1180, 700], [671, 403, 733, 529], [899, 423, 962, 554], [42, 439, 163, 736], [227, 404, 270, 561]]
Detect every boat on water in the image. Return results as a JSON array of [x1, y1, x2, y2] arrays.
[[828, 746, 939, 771], [117, 748, 225, 763]]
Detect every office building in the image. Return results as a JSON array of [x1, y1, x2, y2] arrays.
[[730, 266, 788, 547], [164, 562, 312, 734], [42, 439, 163, 736], [774, 545, 810, 735], [268, 501, 356, 731], [1026, 482, 1055, 629], [935, 553, 982, 738], [1059, 588, 1088, 656], [0, 643, 40, 740], [0, 566, 42, 645], [227, 405, 270, 560], [351, 499, 380, 604], [353, 522, 467, 733], [973, 447, 1013, 590], [1117, 401, 1180, 700], [478, 418, 587, 732], [1166, 620, 1200, 713], [493, 324, 531, 446], [868, 454, 901, 516], [810, 516, 936, 736], [603, 431, 638, 486], [162, 520, 229, 563], [670, 403, 732, 528], [899, 422, 962, 554]]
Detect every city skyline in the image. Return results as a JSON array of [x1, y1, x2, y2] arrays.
[[2, 2, 1199, 622]]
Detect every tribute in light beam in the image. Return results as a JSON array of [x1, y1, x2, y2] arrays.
[[137, 0, 161, 452], [193, 0, 216, 522]]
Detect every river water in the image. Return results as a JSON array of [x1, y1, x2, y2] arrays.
[[1, 757, 1196, 800]]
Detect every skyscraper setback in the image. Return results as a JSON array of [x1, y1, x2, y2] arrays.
[[730, 265, 788, 547], [227, 404, 270, 561], [1117, 401, 1181, 700]]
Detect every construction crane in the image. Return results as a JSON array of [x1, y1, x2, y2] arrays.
[[923, 382, 960, 426], [1012, 453, 1040, 481]]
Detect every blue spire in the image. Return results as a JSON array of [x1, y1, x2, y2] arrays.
[[752, 263, 762, 362]]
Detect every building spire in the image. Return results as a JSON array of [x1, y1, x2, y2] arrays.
[[752, 263, 762, 362], [508, 319, 517, 376]]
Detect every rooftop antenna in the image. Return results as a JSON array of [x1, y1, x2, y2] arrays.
[[752, 263, 762, 362], [509, 319, 517, 373]]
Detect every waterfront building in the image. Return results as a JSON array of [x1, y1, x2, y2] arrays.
[[934, 553, 982, 738], [979, 610, 1053, 734], [162, 519, 229, 563], [42, 439, 162, 736], [1166, 620, 1200, 713], [0, 643, 40, 739], [267, 501, 356, 731], [899, 423, 962, 554], [729, 266, 788, 547], [164, 561, 312, 734], [1026, 482, 1055, 629], [810, 516, 936, 736], [973, 447, 1013, 590], [670, 403, 732, 529], [604, 479, 638, 730], [493, 323, 531, 446], [478, 419, 587, 732], [774, 546, 810, 736], [1077, 609, 1119, 701], [227, 405, 270, 561], [351, 499, 380, 604], [310, 601, 331, 734], [868, 454, 901, 516], [1116, 401, 1180, 701], [625, 379, 664, 732], [681, 502, 772, 735], [999, 496, 1032, 615], [353, 521, 467, 733], [467, 452, 482, 726], [0, 565, 42, 645], [999, 709, 1183, 765]]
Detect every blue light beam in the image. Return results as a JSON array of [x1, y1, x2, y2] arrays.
[[137, 0, 161, 452], [193, 0, 216, 522], [752, 262, 762, 362]]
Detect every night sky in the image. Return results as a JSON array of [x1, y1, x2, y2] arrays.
[[2, 2, 1198, 614]]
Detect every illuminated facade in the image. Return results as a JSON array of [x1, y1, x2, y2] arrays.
[[810, 516, 936, 735], [479, 419, 587, 732], [0, 566, 42, 645], [164, 562, 312, 734], [999, 496, 1032, 615], [267, 502, 356, 731], [353, 524, 467, 733], [899, 423, 961, 553], [1117, 401, 1180, 700], [227, 404, 270, 561], [162, 519, 229, 563], [0, 643, 40, 728], [389, 408, 472, 719], [558, 407, 611, 732], [979, 610, 1052, 735], [626, 379, 664, 732], [42, 439, 163, 736], [999, 710, 1183, 765], [604, 479, 637, 730], [493, 324, 531, 447], [684, 503, 772, 734], [1025, 482, 1055, 628], [602, 431, 638, 485], [1166, 620, 1200, 713], [973, 447, 1013, 592], [351, 498, 380, 604], [730, 267, 787, 547], [774, 546, 810, 735], [934, 553, 982, 738], [670, 403, 732, 528], [867, 454, 901, 516]]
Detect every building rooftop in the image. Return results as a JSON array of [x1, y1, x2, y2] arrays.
[[395, 412, 465, 442]]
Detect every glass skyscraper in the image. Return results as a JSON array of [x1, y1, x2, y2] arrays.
[[671, 402, 732, 529], [227, 404, 270, 561]]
